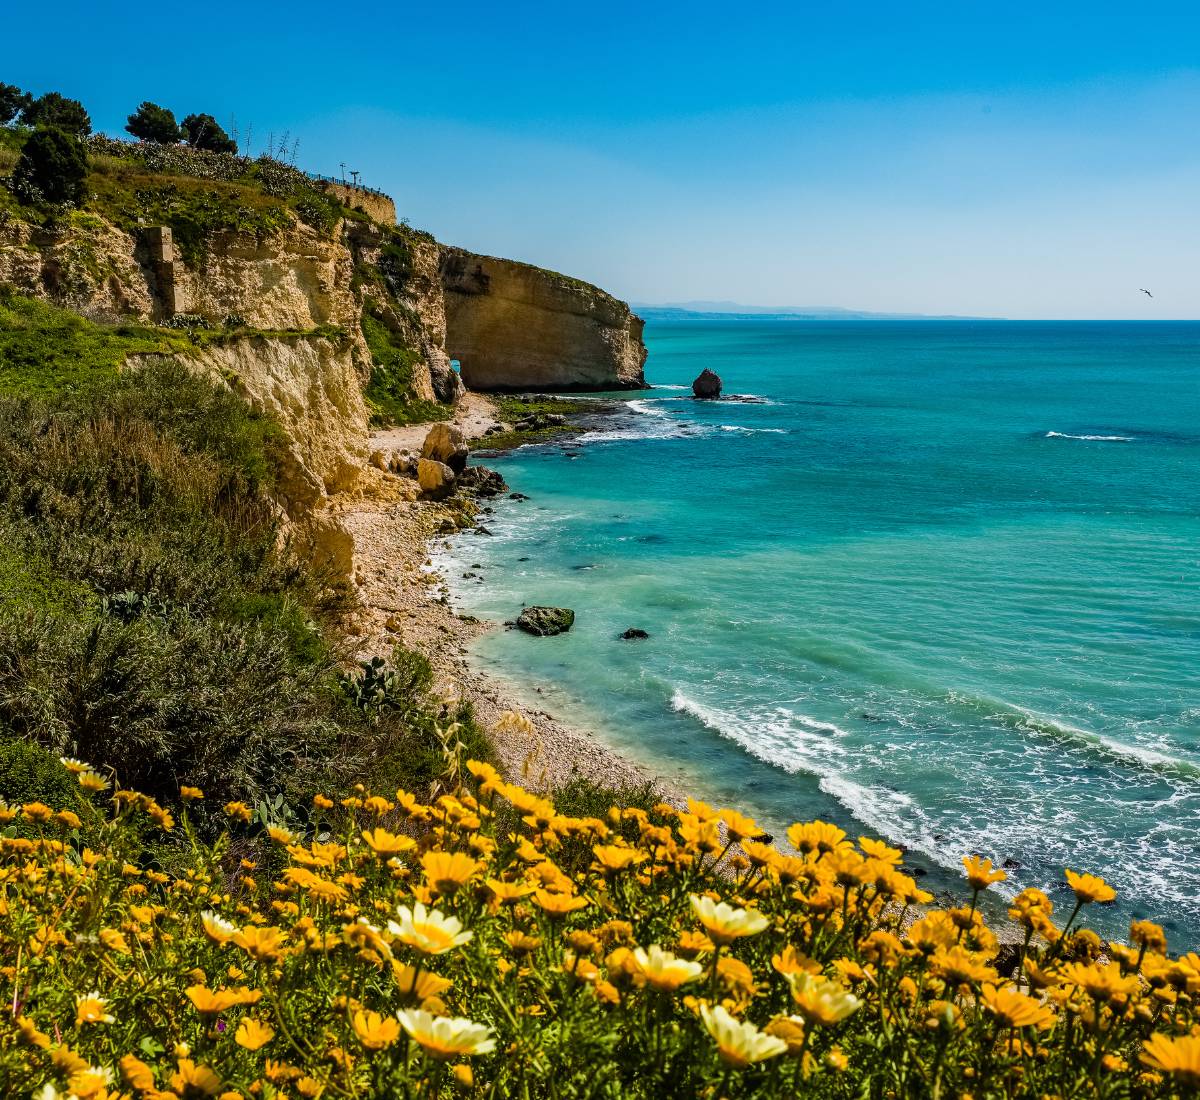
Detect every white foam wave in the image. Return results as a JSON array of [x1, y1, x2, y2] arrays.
[[719, 425, 788, 434], [669, 690, 848, 770], [627, 398, 673, 419], [1046, 431, 1133, 442], [1009, 704, 1196, 773], [647, 383, 690, 390]]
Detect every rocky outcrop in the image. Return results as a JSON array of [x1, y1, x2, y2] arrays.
[[442, 249, 647, 392], [516, 606, 576, 636], [420, 423, 469, 474], [417, 458, 456, 498], [692, 369, 722, 399]]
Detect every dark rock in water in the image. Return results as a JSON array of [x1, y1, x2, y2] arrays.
[[509, 492, 530, 501], [619, 627, 650, 640], [517, 556, 530, 562], [1003, 857, 1021, 870], [474, 525, 493, 536], [517, 606, 575, 637], [458, 465, 508, 497], [515, 411, 568, 431], [909, 867, 928, 878], [751, 831, 773, 844], [994, 943, 1022, 978], [692, 368, 722, 399]]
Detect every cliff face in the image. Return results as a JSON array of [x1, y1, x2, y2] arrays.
[[441, 249, 647, 392]]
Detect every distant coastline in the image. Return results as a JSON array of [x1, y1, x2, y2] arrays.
[[634, 301, 998, 321]]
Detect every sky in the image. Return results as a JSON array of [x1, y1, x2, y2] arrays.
[[5, 1, 1199, 318]]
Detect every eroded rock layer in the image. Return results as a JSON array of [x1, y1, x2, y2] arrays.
[[441, 249, 647, 392]]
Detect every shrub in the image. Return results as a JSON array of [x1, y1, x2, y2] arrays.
[[0, 736, 83, 811], [11, 126, 89, 205], [361, 306, 448, 426], [0, 82, 32, 125], [21, 91, 91, 135], [180, 112, 237, 154], [0, 756, 1195, 1098], [125, 101, 182, 144]]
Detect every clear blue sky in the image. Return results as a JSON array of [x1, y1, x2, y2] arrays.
[[6, 1, 1199, 317]]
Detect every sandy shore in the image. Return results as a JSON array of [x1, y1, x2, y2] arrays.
[[335, 393, 678, 799]]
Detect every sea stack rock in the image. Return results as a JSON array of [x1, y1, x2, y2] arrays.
[[516, 606, 575, 636], [417, 458, 456, 498], [421, 423, 469, 474], [692, 368, 722, 399]]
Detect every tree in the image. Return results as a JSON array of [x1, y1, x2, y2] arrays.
[[21, 92, 91, 136], [0, 82, 32, 125], [125, 101, 181, 144], [180, 113, 237, 154], [12, 127, 89, 205]]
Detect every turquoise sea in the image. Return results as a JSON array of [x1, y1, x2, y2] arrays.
[[440, 320, 1200, 945]]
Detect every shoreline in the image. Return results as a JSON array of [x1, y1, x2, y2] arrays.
[[338, 392, 686, 801]]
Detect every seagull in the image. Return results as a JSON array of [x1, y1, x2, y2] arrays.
[[1139, 288, 1153, 298]]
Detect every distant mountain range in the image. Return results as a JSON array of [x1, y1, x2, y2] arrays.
[[634, 300, 995, 321]]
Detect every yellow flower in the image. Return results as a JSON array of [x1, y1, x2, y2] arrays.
[[66, 1066, 116, 1098], [232, 925, 287, 962], [962, 855, 1007, 891], [99, 927, 129, 954], [22, 802, 54, 823], [1060, 961, 1140, 1002], [1130, 920, 1167, 954], [59, 756, 90, 773], [786, 972, 862, 1026], [352, 1009, 400, 1050], [631, 945, 705, 992], [592, 844, 647, 874], [146, 801, 175, 830], [393, 961, 453, 1003], [224, 801, 252, 823], [718, 808, 761, 842], [786, 820, 848, 856], [533, 889, 590, 916], [180, 785, 204, 801], [77, 771, 110, 794], [1064, 868, 1116, 905], [171, 1059, 222, 1096], [980, 984, 1056, 1030], [236, 1018, 275, 1051], [859, 836, 903, 864], [186, 984, 263, 1014], [118, 1053, 156, 1089], [421, 849, 483, 895], [930, 945, 999, 986], [388, 902, 472, 954], [700, 1004, 788, 1067], [74, 992, 113, 1026], [689, 894, 769, 944], [202, 910, 239, 945], [1141, 1033, 1200, 1086], [397, 1008, 496, 1060], [486, 878, 535, 904], [362, 827, 417, 856]]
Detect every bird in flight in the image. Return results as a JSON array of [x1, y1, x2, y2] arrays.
[[1139, 288, 1153, 298]]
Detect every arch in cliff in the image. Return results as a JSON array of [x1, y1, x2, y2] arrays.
[[440, 248, 647, 392]]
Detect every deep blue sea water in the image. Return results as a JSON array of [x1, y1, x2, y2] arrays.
[[440, 320, 1200, 945]]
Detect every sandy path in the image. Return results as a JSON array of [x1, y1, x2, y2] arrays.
[[333, 394, 673, 798]]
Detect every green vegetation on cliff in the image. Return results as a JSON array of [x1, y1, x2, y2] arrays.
[[0, 338, 485, 825]]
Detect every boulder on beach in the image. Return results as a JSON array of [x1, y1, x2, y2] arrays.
[[692, 368, 722, 399], [517, 606, 575, 636], [417, 458, 456, 498], [421, 422, 469, 473], [619, 627, 650, 640]]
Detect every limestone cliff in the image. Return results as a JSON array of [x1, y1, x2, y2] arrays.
[[0, 183, 647, 519], [441, 249, 647, 392]]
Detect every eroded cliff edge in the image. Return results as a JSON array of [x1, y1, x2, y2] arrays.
[[441, 249, 647, 392]]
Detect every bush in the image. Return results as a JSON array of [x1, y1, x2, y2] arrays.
[[11, 126, 89, 205], [0, 758, 1195, 1098], [21, 91, 91, 135], [0, 82, 32, 126], [180, 112, 237, 154], [125, 101, 182, 144], [0, 736, 83, 811]]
